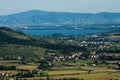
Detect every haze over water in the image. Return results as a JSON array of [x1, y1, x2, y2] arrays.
[[21, 29, 104, 36]]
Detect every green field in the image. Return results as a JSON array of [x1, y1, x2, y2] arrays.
[[0, 59, 120, 80]]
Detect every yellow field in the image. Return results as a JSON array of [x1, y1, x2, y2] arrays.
[[108, 36, 120, 39], [0, 70, 19, 74], [17, 65, 37, 70], [18, 77, 46, 80], [46, 70, 87, 75], [50, 72, 120, 80], [0, 60, 20, 63], [14, 72, 120, 80]]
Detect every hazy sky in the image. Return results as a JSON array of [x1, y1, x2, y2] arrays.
[[0, 0, 120, 15]]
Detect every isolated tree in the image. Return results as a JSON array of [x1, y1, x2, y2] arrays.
[[116, 62, 120, 70], [38, 60, 51, 70]]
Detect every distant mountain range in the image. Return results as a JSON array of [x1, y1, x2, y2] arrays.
[[0, 10, 120, 25]]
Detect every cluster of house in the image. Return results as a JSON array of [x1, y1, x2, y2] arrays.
[[81, 41, 109, 44], [89, 51, 99, 59], [68, 39, 110, 48], [53, 53, 81, 63], [0, 73, 15, 77], [47, 51, 99, 64]]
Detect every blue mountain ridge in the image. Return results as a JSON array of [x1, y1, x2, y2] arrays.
[[0, 10, 120, 25]]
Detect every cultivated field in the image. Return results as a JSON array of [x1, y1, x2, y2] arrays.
[[0, 59, 120, 80]]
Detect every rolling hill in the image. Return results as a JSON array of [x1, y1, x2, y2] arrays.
[[0, 27, 85, 61], [0, 10, 120, 25]]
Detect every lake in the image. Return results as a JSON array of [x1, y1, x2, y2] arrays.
[[21, 29, 104, 36]]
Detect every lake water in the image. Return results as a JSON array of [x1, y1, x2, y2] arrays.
[[21, 29, 104, 36]]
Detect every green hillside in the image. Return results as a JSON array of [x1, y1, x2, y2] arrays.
[[0, 27, 45, 61], [0, 27, 84, 61]]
